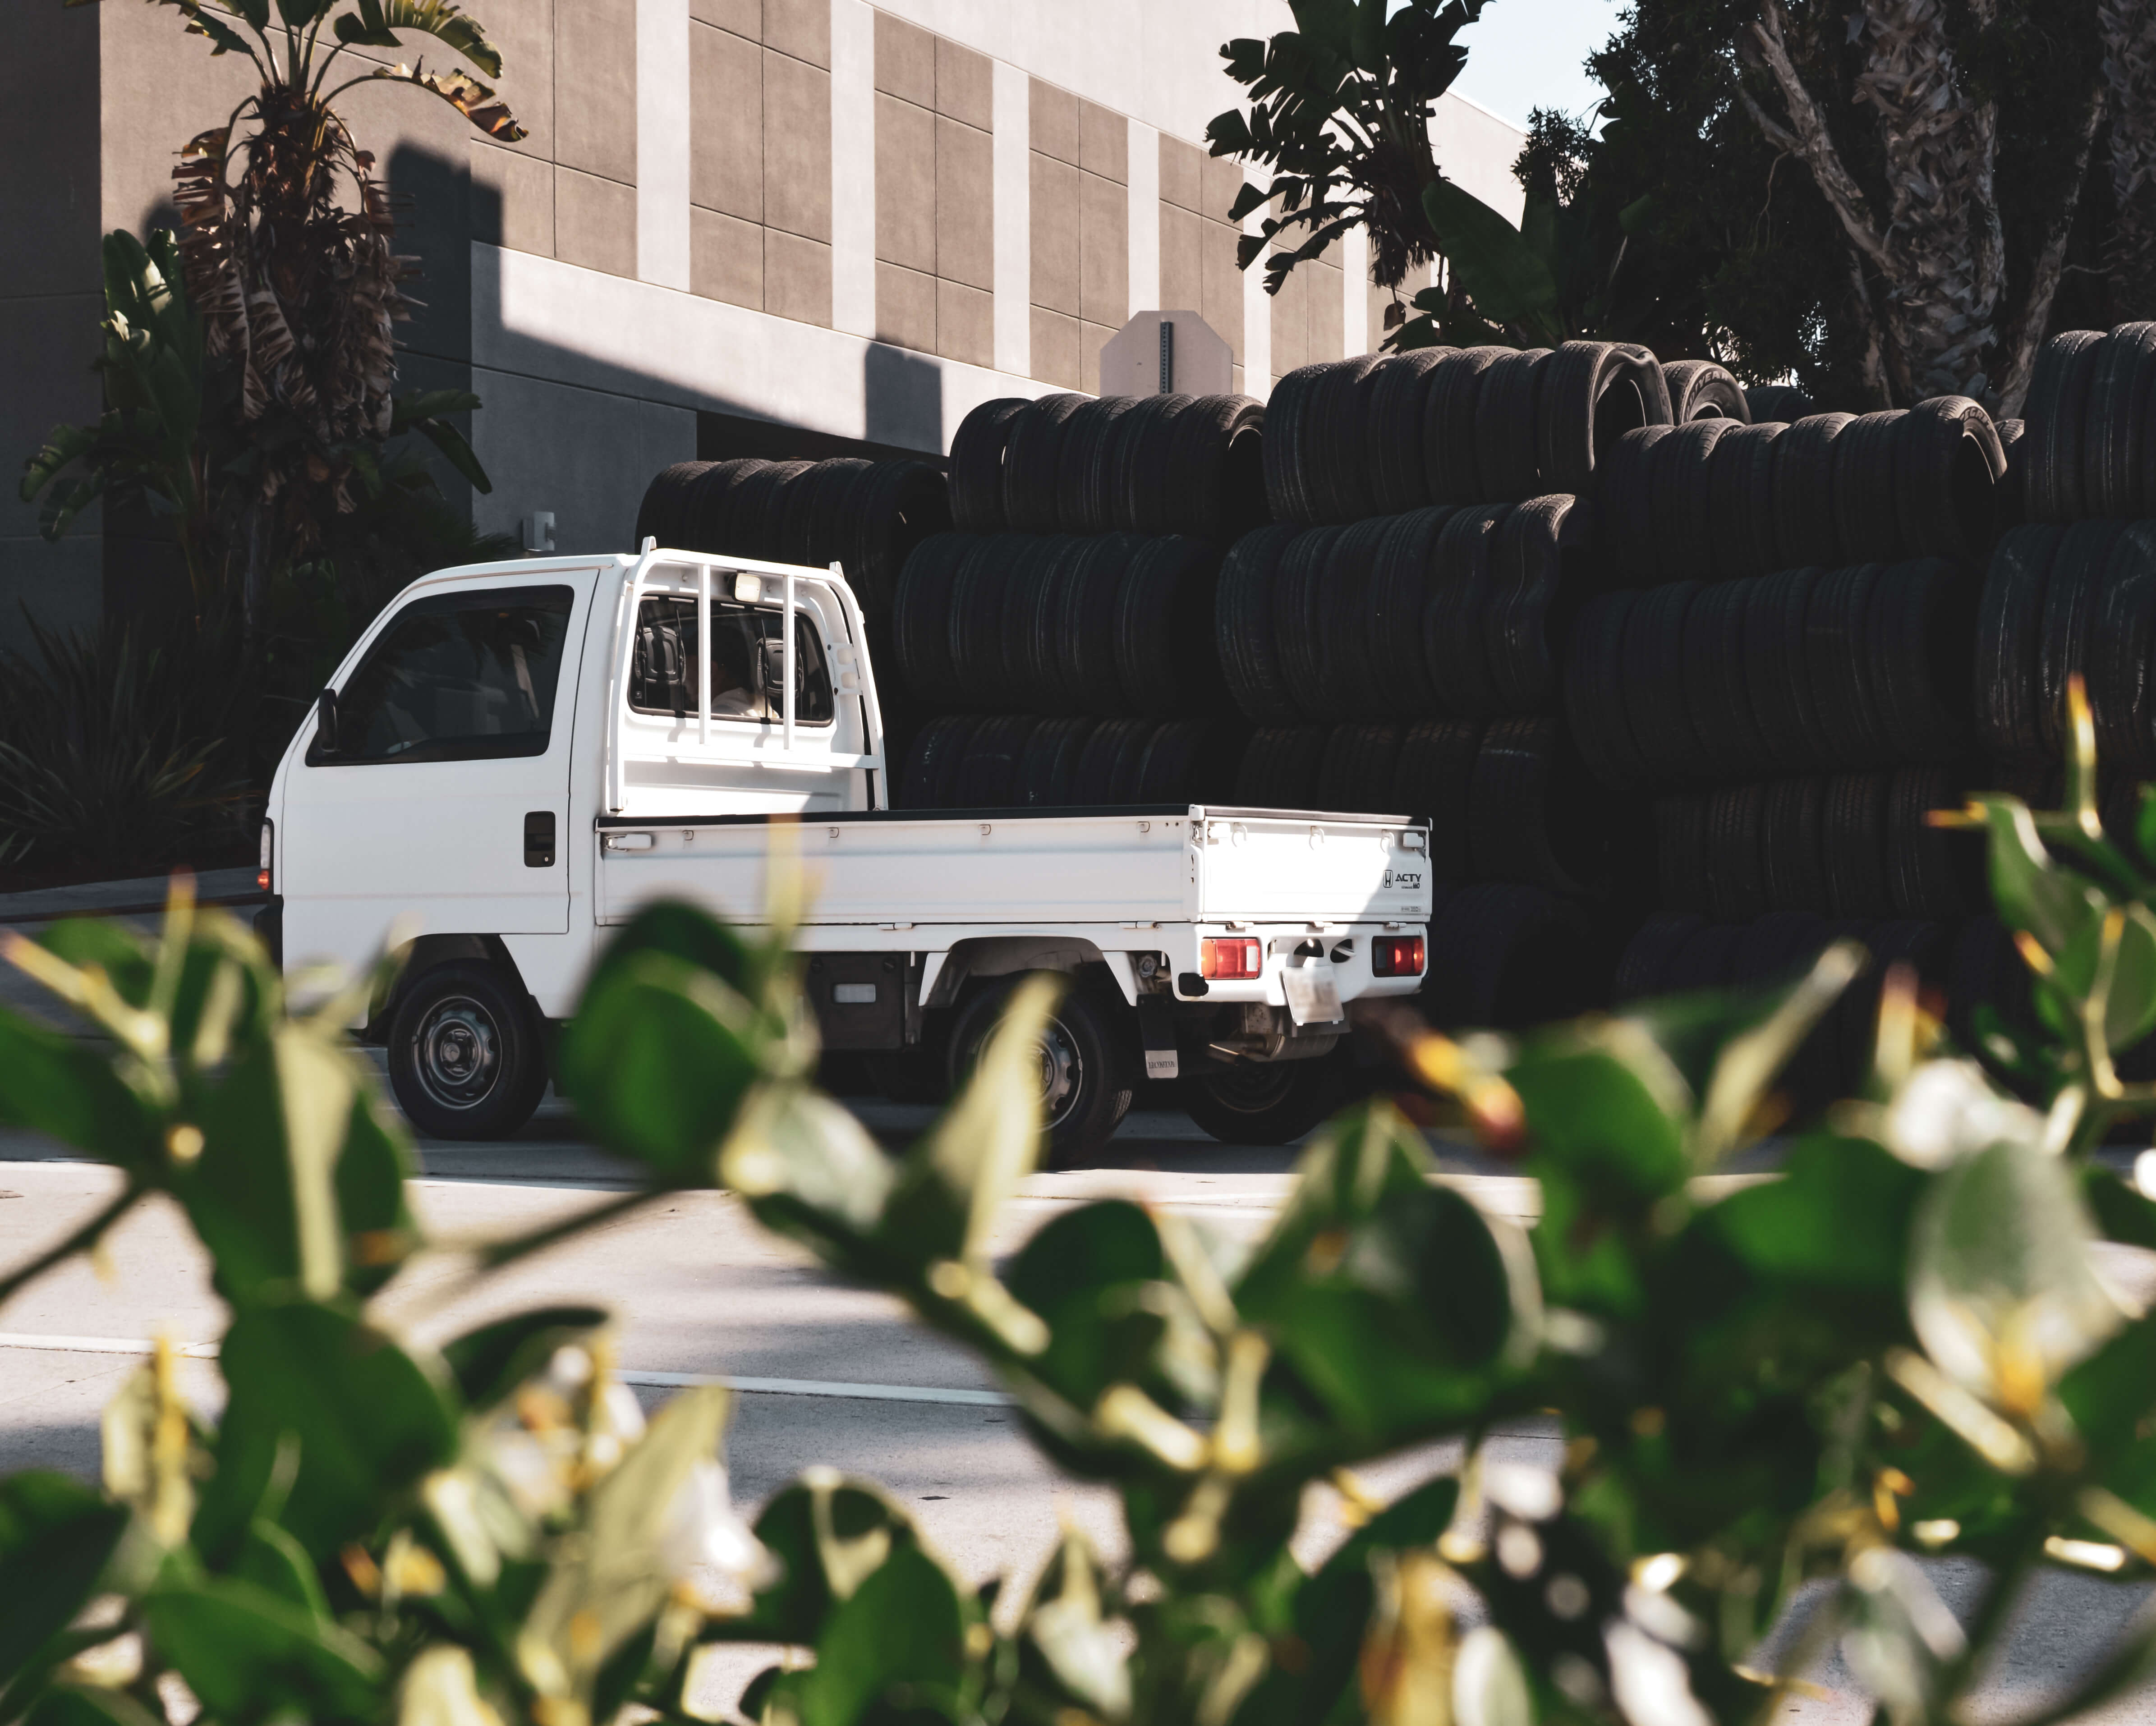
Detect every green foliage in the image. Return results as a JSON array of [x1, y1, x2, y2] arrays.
[[17, 689, 2156, 1726]]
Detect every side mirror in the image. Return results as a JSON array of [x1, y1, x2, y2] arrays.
[[315, 687, 339, 752]]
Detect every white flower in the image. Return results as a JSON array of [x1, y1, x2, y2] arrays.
[[661, 1459, 779, 1613], [1881, 1060, 2041, 1170], [1604, 1620, 1712, 1726]]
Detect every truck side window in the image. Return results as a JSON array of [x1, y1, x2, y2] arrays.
[[629, 595, 834, 725], [312, 585, 575, 766]]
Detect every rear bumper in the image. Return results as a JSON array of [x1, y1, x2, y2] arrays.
[[1167, 923, 1426, 1007]]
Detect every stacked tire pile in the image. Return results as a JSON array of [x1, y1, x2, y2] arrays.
[[1569, 389, 2020, 1105], [887, 392, 1269, 809], [1239, 341, 1687, 1027], [632, 456, 951, 618]]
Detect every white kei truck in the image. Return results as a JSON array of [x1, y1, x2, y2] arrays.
[[259, 546, 1436, 1161]]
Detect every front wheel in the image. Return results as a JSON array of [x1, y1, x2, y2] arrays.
[[386, 959, 549, 1140], [1180, 1052, 1343, 1146], [947, 977, 1132, 1169]]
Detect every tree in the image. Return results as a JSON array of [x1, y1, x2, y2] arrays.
[[52, 0, 523, 635]]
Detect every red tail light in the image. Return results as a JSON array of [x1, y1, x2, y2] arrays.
[[258, 820, 274, 893], [1200, 936, 1262, 980], [1372, 935, 1425, 976]]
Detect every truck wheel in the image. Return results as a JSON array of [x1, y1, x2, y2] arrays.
[[1181, 1054, 1343, 1146], [947, 978, 1132, 1168], [386, 960, 548, 1141]]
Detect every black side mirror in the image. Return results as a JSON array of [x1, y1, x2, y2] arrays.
[[316, 687, 339, 752]]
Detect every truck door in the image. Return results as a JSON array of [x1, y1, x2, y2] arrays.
[[280, 576, 586, 983]]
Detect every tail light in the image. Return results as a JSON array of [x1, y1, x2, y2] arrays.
[[1372, 934, 1424, 976], [258, 821, 273, 893], [1200, 936, 1262, 980]]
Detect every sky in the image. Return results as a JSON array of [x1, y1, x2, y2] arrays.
[[1445, 0, 1623, 131]]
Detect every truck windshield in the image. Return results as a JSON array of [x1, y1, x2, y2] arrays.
[[629, 595, 834, 725], [312, 585, 575, 766]]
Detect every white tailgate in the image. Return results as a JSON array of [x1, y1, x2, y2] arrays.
[[597, 812, 1196, 927], [1191, 810, 1434, 924]]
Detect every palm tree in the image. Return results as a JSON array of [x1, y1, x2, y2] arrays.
[[72, 0, 526, 632]]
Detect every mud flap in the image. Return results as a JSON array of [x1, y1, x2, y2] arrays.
[[1137, 995, 1181, 1080]]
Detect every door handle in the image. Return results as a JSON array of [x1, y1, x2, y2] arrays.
[[524, 810, 556, 868]]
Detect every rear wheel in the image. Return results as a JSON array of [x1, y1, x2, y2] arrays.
[[1181, 1053, 1343, 1146], [386, 960, 549, 1140], [947, 977, 1132, 1168]]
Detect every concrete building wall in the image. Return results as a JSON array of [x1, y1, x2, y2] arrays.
[[1, 0, 1523, 629]]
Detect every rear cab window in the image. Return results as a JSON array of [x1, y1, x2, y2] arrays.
[[311, 585, 575, 766], [628, 594, 834, 725]]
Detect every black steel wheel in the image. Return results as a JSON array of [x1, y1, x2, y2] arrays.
[[387, 960, 548, 1140], [1181, 1053, 1343, 1147], [947, 977, 1133, 1167]]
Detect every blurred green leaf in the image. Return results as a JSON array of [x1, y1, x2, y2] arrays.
[[233, 1518, 330, 1623], [21, 1684, 167, 1726], [0, 1474, 129, 1680], [0, 1011, 157, 1169], [1003, 1202, 1168, 1409], [440, 1305, 609, 1411], [1019, 1529, 1127, 1720], [728, 1474, 924, 1645], [143, 1576, 384, 1718], [1712, 1134, 1922, 1292], [795, 1543, 968, 1726], [1509, 1024, 1690, 1201], [1420, 179, 1562, 341], [1980, 797, 2101, 956], [722, 1083, 893, 1251]]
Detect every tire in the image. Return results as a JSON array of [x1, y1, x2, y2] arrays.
[[1867, 558, 1977, 763], [1681, 578, 1768, 782], [1663, 921, 1744, 992], [727, 459, 815, 560], [1160, 395, 1268, 541], [1653, 794, 1711, 913], [951, 398, 1029, 531], [1002, 393, 1089, 531], [947, 534, 1027, 710], [1745, 384, 1817, 423], [1823, 773, 1893, 917], [1263, 364, 1331, 524], [1894, 396, 2006, 563], [1059, 397, 1143, 532], [1619, 580, 1704, 783], [388, 960, 548, 1141], [1973, 524, 2064, 764], [635, 460, 709, 548], [891, 533, 973, 705], [947, 977, 1133, 1168], [2037, 519, 2127, 756], [1706, 422, 1786, 580], [1538, 340, 1671, 496], [1116, 536, 1226, 716], [1071, 717, 1154, 804], [897, 714, 979, 808], [776, 458, 875, 567], [1367, 508, 1453, 713], [1274, 525, 1345, 718], [1423, 505, 1508, 716], [1996, 418, 2029, 529], [1761, 776, 1829, 911], [1308, 357, 1385, 520], [1886, 766, 1982, 918], [1368, 350, 1450, 513], [1112, 394, 1198, 533], [1474, 348, 1552, 501], [1804, 562, 1887, 769], [1595, 424, 1674, 585], [1057, 533, 1144, 716], [1563, 591, 1651, 790], [1423, 347, 1511, 503], [1703, 782, 1769, 922], [1316, 721, 1405, 813], [1319, 519, 1393, 716], [1392, 717, 1484, 878], [2091, 325, 2156, 520], [1663, 359, 1750, 423], [1614, 912, 1705, 1000], [1014, 716, 1095, 806], [1135, 717, 1248, 804], [1774, 413, 1855, 569], [1217, 525, 1302, 723], [1649, 418, 1736, 580], [2024, 330, 2106, 522], [1483, 494, 1591, 712], [1181, 1054, 1344, 1146], [1420, 883, 1600, 1028], [1003, 535, 1086, 716], [1830, 411, 1907, 565], [840, 460, 952, 616], [1236, 724, 1329, 809], [2092, 522, 2156, 776], [1468, 715, 1613, 896], [1743, 566, 1828, 772], [683, 459, 768, 553], [951, 715, 1038, 808]]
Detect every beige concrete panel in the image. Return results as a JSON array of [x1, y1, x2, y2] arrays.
[[482, 0, 556, 163], [1199, 218, 1244, 367], [1232, 362, 1244, 396], [1271, 263, 1307, 377], [1077, 169, 1126, 329], [875, 94, 936, 271], [875, 260, 936, 352], [1200, 152, 1245, 227], [1030, 78, 1078, 165], [472, 139, 556, 257], [935, 117, 993, 290], [1028, 152, 1079, 316], [936, 38, 992, 130], [690, 0, 759, 36], [763, 0, 828, 65], [1080, 320, 1112, 396], [556, 0, 639, 183], [1309, 259, 1345, 364], [936, 278, 993, 367], [97, 5, 257, 236], [692, 205, 764, 308], [874, 10, 935, 106], [1078, 99, 1126, 183], [692, 21, 763, 221], [1030, 306, 1080, 389], [1159, 202, 1201, 316], [763, 50, 832, 240], [766, 228, 832, 326], [1159, 134, 1202, 214], [555, 166, 638, 275]]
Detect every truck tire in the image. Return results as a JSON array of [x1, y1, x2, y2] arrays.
[[947, 977, 1132, 1167], [387, 960, 549, 1141], [1181, 1054, 1343, 1146]]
